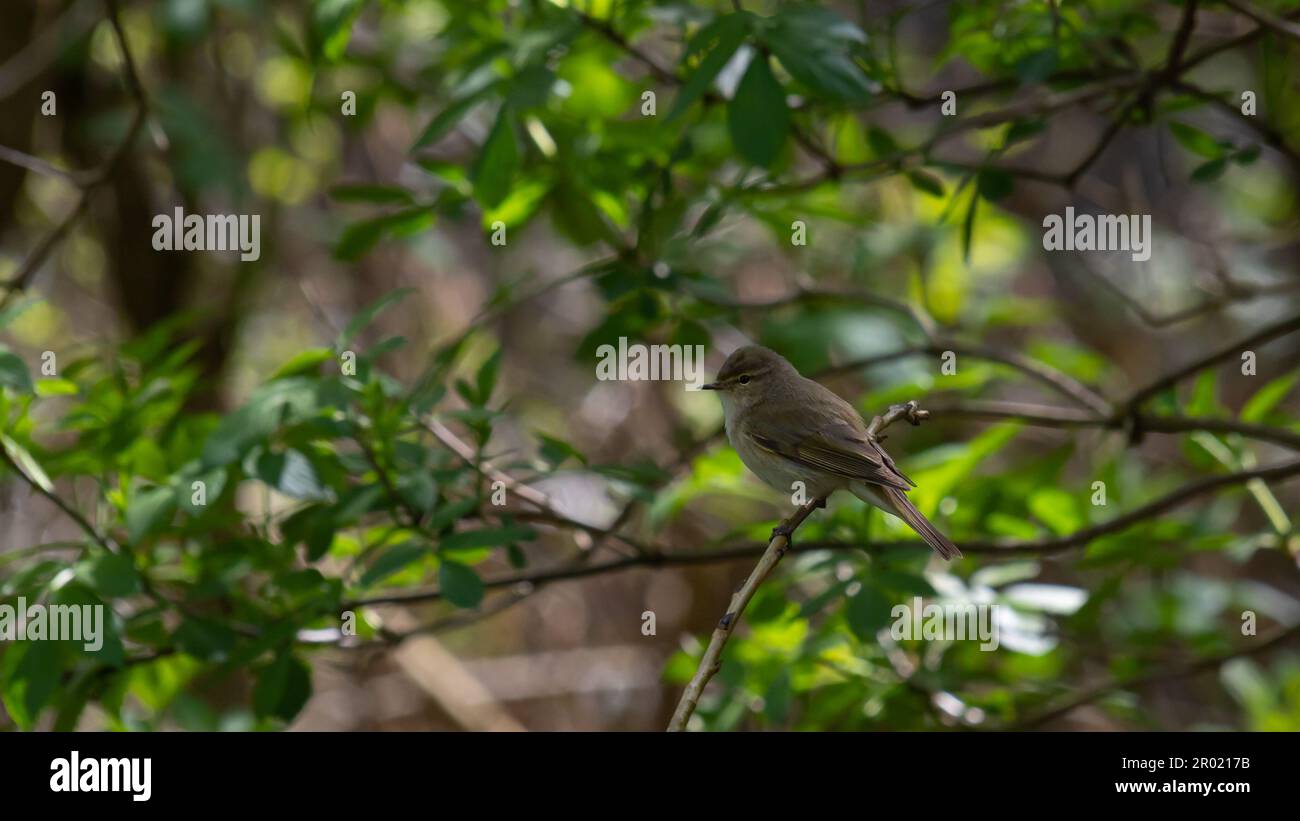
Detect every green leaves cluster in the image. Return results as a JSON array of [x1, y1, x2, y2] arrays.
[[0, 292, 556, 729]]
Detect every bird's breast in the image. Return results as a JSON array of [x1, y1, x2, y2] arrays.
[[727, 410, 842, 498]]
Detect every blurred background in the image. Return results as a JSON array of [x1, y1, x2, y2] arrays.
[[1, 0, 1299, 731]]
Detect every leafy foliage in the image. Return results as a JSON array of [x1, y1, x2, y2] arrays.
[[2, 0, 1300, 732]]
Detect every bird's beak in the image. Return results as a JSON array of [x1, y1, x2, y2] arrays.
[[700, 382, 720, 391]]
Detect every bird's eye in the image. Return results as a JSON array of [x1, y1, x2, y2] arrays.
[[738, 375, 751, 385]]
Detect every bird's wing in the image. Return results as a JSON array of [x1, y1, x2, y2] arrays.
[[747, 387, 915, 491]]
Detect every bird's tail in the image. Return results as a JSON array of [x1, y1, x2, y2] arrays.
[[852, 483, 962, 560]]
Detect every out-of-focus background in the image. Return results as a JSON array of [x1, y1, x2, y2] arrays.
[[1, 0, 1299, 731]]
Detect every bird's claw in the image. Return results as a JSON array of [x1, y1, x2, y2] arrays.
[[896, 400, 928, 426]]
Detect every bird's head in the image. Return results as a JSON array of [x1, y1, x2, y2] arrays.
[[701, 345, 797, 408]]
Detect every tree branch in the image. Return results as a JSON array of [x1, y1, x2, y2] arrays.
[[1011, 620, 1300, 729], [1121, 312, 1300, 413], [342, 450, 1300, 612], [0, 442, 114, 553], [932, 398, 1300, 451], [1221, 0, 1300, 44]]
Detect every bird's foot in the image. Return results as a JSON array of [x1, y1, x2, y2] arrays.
[[770, 521, 796, 543]]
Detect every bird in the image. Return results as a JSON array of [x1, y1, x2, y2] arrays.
[[701, 345, 960, 560]]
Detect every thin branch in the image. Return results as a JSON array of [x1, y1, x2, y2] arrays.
[[0, 441, 114, 553], [424, 416, 643, 557], [0, 145, 82, 184], [1077, 257, 1300, 328], [1163, 0, 1200, 76], [1221, 0, 1300, 44], [957, 458, 1300, 554], [932, 399, 1300, 451], [1121, 312, 1300, 413], [343, 450, 1300, 612], [1174, 79, 1300, 169], [573, 10, 676, 84], [1178, 7, 1300, 72], [694, 285, 942, 345], [826, 341, 1112, 415], [1012, 620, 1300, 729]]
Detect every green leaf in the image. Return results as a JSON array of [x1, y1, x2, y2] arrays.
[[0, 348, 33, 393], [126, 486, 176, 543], [1015, 49, 1058, 83], [334, 209, 433, 262], [1027, 487, 1082, 536], [281, 504, 337, 561], [475, 348, 502, 404], [360, 541, 428, 587], [1241, 370, 1299, 422], [1191, 157, 1228, 182], [1004, 119, 1047, 146], [728, 56, 789, 167], [961, 188, 979, 263], [329, 184, 415, 205], [1187, 369, 1221, 416], [76, 552, 142, 598], [412, 84, 498, 149], [763, 670, 793, 724], [0, 298, 42, 330], [425, 497, 479, 533], [201, 378, 319, 466], [667, 13, 749, 121], [397, 472, 437, 515], [1, 434, 53, 493], [311, 0, 363, 62], [439, 525, 537, 552], [765, 6, 872, 102], [0, 640, 60, 730], [472, 106, 519, 207], [907, 170, 945, 197], [256, 449, 331, 501], [439, 559, 485, 608], [845, 585, 892, 641], [174, 616, 237, 661], [34, 378, 78, 397], [253, 651, 313, 721], [1232, 144, 1261, 165], [336, 288, 416, 350], [537, 433, 586, 468], [977, 168, 1014, 201], [867, 126, 898, 157], [1169, 121, 1223, 159], [271, 347, 334, 379]]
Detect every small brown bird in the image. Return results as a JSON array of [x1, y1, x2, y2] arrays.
[[702, 345, 960, 560]]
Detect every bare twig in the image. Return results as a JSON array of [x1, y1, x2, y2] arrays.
[[0, 441, 114, 553], [1221, 0, 1300, 44]]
